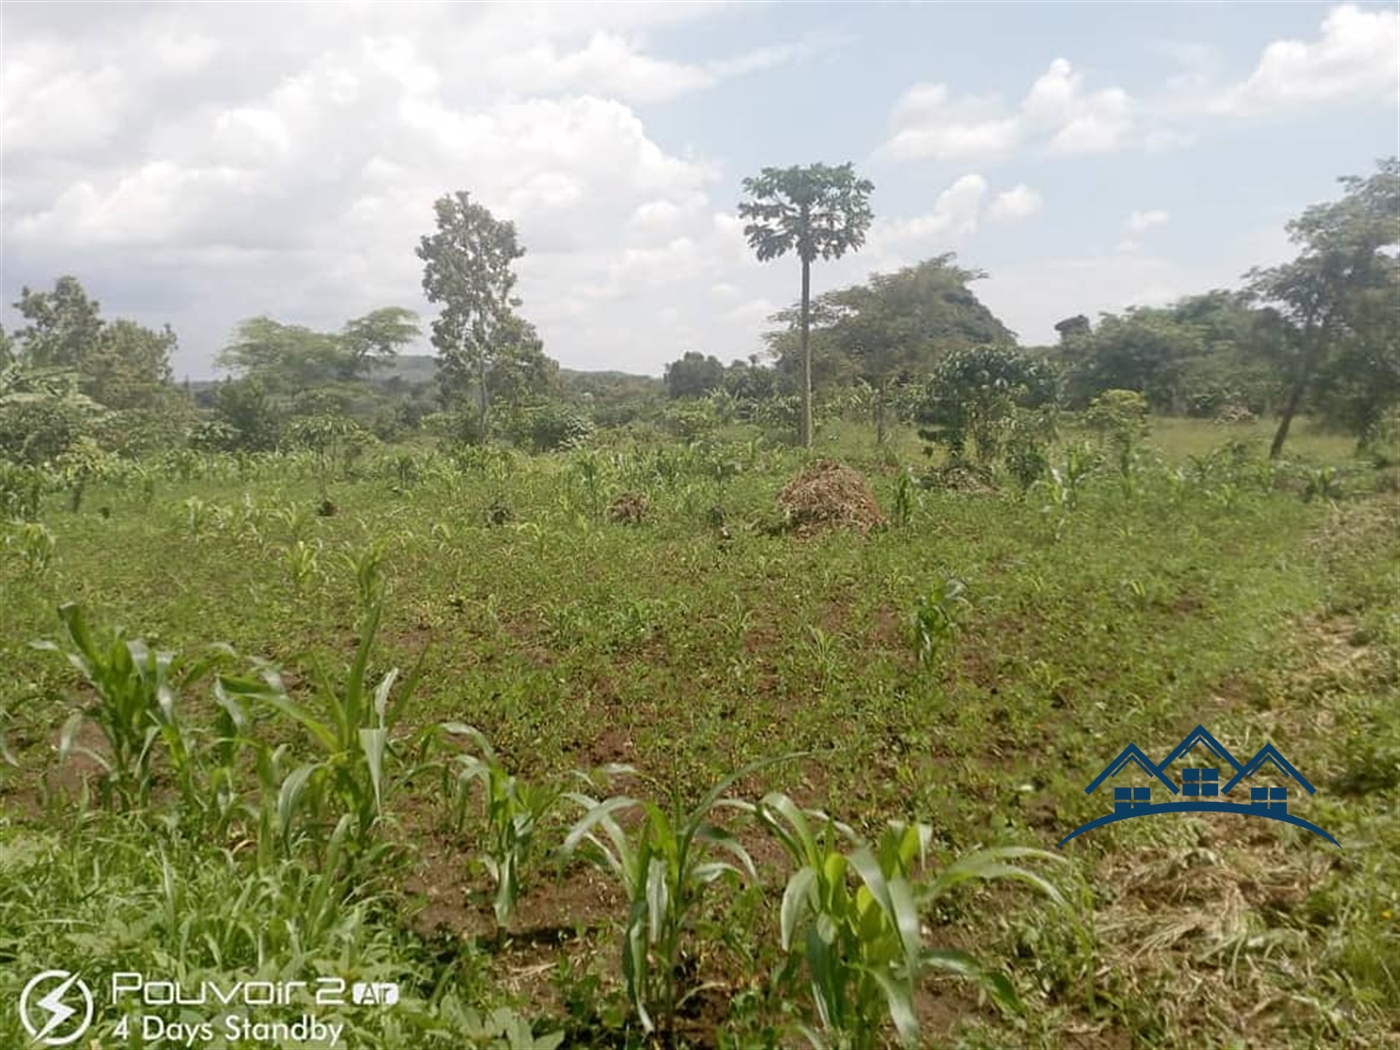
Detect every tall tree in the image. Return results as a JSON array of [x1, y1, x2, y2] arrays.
[[217, 317, 346, 392], [808, 255, 1014, 443], [1246, 157, 1400, 457], [738, 163, 874, 447], [338, 307, 421, 380], [81, 319, 177, 410], [417, 191, 530, 439], [13, 276, 104, 370], [663, 351, 726, 399]]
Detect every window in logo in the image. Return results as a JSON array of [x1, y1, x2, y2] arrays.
[[1182, 767, 1220, 797], [1113, 786, 1152, 813], [1251, 786, 1288, 813]]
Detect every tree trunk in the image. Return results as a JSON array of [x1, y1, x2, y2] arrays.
[[800, 256, 813, 448], [875, 380, 887, 447], [478, 350, 489, 443], [1269, 376, 1307, 460], [1270, 326, 1321, 460]]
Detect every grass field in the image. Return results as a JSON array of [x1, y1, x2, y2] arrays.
[[1, 417, 1396, 1049]]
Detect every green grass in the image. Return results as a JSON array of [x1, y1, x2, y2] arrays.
[[1, 418, 1396, 1048]]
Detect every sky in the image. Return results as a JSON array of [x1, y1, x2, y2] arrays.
[[1, 1, 1397, 380]]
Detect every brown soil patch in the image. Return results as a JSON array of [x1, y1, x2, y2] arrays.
[[778, 460, 886, 536]]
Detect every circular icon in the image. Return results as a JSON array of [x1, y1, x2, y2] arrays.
[[18, 970, 94, 1047]]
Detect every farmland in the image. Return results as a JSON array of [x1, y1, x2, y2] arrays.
[[2, 416, 1396, 1049]]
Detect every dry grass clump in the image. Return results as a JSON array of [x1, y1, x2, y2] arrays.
[[606, 490, 650, 524], [778, 459, 885, 536]]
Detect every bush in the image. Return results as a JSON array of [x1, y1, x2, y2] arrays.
[[915, 345, 1058, 464], [505, 401, 595, 453], [0, 398, 95, 465]]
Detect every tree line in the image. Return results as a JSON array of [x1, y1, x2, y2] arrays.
[[2, 157, 1395, 468]]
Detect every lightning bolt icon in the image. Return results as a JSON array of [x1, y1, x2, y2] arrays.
[[33, 972, 79, 1041]]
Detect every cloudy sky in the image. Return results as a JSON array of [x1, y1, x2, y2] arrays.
[[1, 1, 1396, 379]]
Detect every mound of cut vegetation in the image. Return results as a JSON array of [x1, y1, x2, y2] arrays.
[[778, 459, 886, 536]]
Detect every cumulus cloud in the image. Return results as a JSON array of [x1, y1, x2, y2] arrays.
[[1, 2, 836, 375], [1211, 3, 1399, 115], [988, 184, 1043, 222], [867, 174, 988, 255], [882, 57, 1138, 162]]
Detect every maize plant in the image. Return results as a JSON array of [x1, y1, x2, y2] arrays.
[[562, 757, 793, 1035], [4, 520, 57, 573], [248, 599, 426, 864], [739, 793, 1064, 1048], [443, 724, 619, 932], [910, 575, 971, 669], [34, 603, 232, 812], [892, 467, 920, 528]]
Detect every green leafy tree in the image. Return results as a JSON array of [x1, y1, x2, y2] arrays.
[[663, 351, 726, 399], [916, 344, 1058, 463], [12, 276, 104, 370], [338, 307, 421, 380], [739, 163, 875, 447], [770, 255, 1015, 444], [217, 317, 346, 393], [1246, 157, 1400, 457], [1062, 308, 1206, 413], [418, 191, 537, 440], [82, 319, 177, 410], [484, 313, 559, 408]]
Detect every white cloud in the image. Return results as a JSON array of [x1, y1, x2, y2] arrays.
[[1125, 209, 1170, 234], [882, 57, 1137, 162], [487, 32, 716, 104], [869, 174, 988, 251], [1212, 3, 1400, 115], [988, 184, 1043, 222], [883, 84, 1021, 160]]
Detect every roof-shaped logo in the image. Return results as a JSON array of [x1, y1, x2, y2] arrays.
[[1058, 724, 1338, 849]]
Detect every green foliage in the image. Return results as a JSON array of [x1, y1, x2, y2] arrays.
[[3, 519, 57, 574], [916, 344, 1058, 463], [739, 794, 1063, 1047], [504, 400, 595, 453], [33, 603, 230, 811], [910, 575, 971, 669], [1247, 157, 1400, 455], [739, 162, 875, 447], [418, 190, 558, 437], [1084, 389, 1150, 473], [443, 724, 595, 931], [664, 351, 726, 400], [234, 598, 426, 862], [562, 758, 790, 1035]]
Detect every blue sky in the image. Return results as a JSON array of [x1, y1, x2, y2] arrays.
[[1, 1, 1396, 378]]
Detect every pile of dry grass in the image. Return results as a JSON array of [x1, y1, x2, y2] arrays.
[[778, 459, 886, 536], [606, 490, 650, 524]]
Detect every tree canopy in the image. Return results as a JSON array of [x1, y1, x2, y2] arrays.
[[739, 162, 874, 446]]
